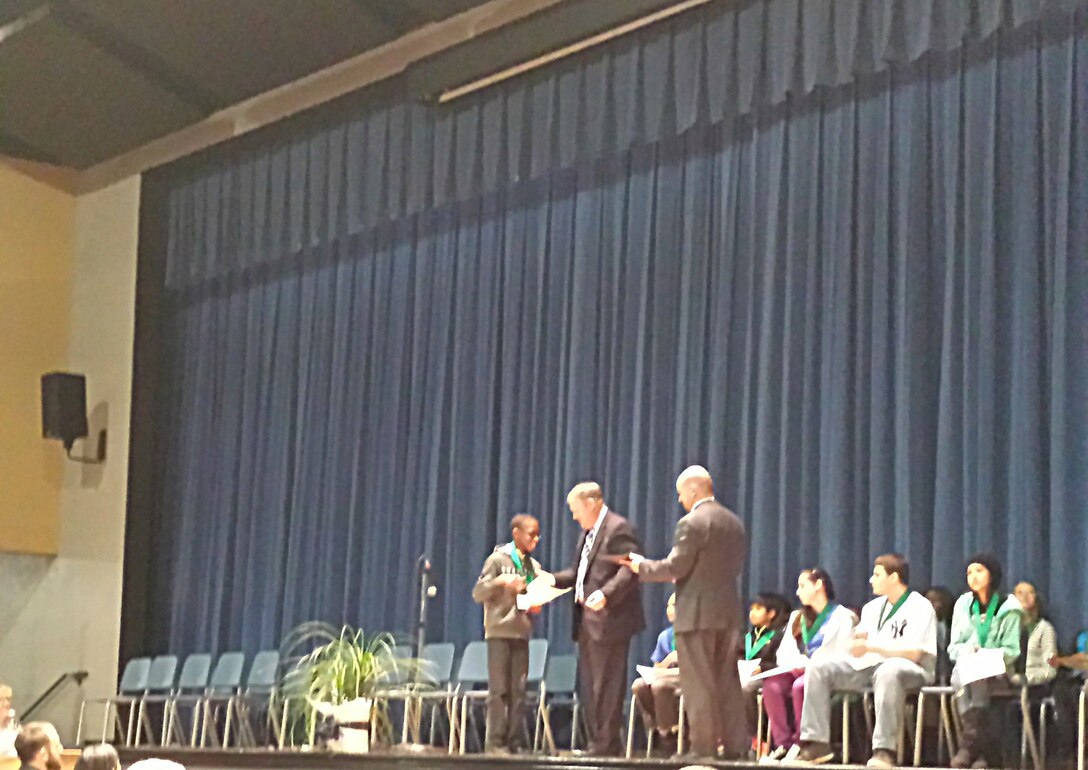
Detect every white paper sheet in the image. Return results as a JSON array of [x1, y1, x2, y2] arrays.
[[515, 580, 571, 611], [954, 648, 1007, 686], [746, 662, 807, 683], [737, 658, 762, 687], [636, 664, 680, 684]]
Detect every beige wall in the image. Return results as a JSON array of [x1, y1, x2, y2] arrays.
[[0, 172, 140, 744], [0, 164, 75, 555]]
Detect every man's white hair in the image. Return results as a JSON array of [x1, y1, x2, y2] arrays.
[[676, 464, 713, 486], [128, 760, 186, 770]]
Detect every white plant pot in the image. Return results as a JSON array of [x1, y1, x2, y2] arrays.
[[338, 726, 370, 754], [312, 697, 373, 753]]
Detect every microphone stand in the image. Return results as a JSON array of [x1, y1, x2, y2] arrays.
[[405, 555, 437, 750]]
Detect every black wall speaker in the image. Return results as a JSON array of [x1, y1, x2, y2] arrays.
[[41, 372, 88, 450]]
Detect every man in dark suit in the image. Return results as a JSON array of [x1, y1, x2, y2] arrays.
[[626, 465, 747, 759], [552, 481, 644, 756]]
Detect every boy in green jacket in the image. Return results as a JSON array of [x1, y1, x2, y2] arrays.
[[947, 553, 1023, 768]]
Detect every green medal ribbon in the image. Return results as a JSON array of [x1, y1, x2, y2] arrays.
[[669, 631, 675, 652], [745, 629, 776, 660], [877, 590, 911, 632], [507, 542, 534, 584], [971, 594, 1000, 646], [801, 603, 834, 647]]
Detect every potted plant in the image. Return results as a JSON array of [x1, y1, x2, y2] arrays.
[[281, 623, 416, 752]]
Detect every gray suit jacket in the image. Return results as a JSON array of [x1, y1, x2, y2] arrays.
[[639, 499, 746, 633]]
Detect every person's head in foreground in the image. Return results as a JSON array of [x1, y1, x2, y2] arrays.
[[73, 744, 120, 770], [14, 722, 62, 770]]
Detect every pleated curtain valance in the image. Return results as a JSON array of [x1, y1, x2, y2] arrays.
[[163, 0, 1086, 288]]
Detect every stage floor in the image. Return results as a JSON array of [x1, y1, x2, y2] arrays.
[[115, 746, 857, 770]]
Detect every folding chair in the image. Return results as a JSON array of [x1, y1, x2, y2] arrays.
[[162, 653, 211, 746], [451, 641, 490, 754], [133, 655, 178, 746], [235, 650, 280, 747], [625, 675, 685, 759], [534, 654, 578, 753], [77, 657, 150, 745], [199, 652, 246, 747], [376, 642, 456, 749], [912, 685, 956, 766]]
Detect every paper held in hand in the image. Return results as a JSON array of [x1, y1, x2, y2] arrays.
[[743, 660, 808, 683], [515, 580, 571, 611], [636, 664, 679, 684], [737, 658, 762, 687], [954, 648, 1007, 686]]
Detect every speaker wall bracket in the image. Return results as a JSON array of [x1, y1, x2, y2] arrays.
[[64, 429, 107, 464]]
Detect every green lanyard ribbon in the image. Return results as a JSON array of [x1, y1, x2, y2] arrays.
[[877, 591, 911, 632], [802, 603, 834, 647], [745, 629, 776, 660], [972, 594, 1000, 646], [507, 542, 535, 584]]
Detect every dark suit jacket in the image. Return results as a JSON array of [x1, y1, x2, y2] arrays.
[[553, 510, 645, 643], [639, 499, 746, 633]]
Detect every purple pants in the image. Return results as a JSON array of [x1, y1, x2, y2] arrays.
[[760, 669, 806, 749]]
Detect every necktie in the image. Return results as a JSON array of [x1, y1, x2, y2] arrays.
[[575, 527, 595, 602]]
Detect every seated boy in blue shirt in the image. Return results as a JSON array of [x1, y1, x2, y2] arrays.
[[631, 593, 680, 755]]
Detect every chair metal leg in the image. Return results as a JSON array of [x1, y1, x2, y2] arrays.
[[459, 695, 468, 755], [625, 698, 637, 759], [913, 693, 925, 767], [223, 699, 235, 747], [678, 693, 685, 756], [1020, 688, 1041, 770], [939, 692, 955, 763], [77, 701, 87, 745], [1077, 687, 1085, 770], [1040, 700, 1049, 768], [842, 696, 851, 765], [571, 701, 580, 750], [757, 691, 766, 759]]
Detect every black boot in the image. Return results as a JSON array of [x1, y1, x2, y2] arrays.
[[951, 708, 984, 768]]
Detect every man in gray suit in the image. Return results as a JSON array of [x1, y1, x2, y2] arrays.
[[626, 465, 748, 759]]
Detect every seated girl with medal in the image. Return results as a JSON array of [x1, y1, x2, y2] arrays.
[[740, 592, 791, 750], [759, 568, 856, 764], [947, 554, 1023, 769], [471, 513, 554, 754]]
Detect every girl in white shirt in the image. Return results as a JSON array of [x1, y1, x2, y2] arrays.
[[759, 568, 856, 763]]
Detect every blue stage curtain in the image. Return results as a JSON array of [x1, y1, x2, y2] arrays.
[[161, 0, 1087, 285], [135, 7, 1088, 660]]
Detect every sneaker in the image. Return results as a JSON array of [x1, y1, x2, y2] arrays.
[[785, 742, 834, 765], [866, 748, 897, 768], [970, 757, 988, 769], [760, 745, 790, 764]]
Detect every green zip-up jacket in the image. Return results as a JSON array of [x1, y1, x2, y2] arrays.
[[947, 591, 1023, 668]]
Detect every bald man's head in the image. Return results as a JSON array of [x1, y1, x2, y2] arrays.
[[675, 465, 714, 512]]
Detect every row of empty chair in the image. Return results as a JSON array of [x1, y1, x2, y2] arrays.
[[371, 640, 581, 754], [77, 650, 280, 748]]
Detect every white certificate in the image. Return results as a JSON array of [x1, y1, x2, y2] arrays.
[[954, 648, 1007, 686], [515, 580, 571, 611], [747, 662, 806, 683], [737, 658, 762, 686]]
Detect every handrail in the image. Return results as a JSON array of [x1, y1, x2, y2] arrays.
[[22, 671, 89, 720]]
